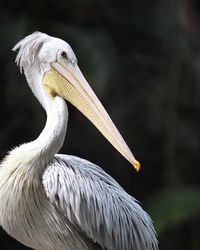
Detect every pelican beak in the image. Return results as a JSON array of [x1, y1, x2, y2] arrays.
[[43, 62, 140, 171]]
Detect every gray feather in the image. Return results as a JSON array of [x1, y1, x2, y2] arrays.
[[43, 154, 158, 250]]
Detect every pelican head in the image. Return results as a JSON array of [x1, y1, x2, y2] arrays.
[[13, 31, 140, 171]]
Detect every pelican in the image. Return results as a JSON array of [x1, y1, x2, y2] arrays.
[[0, 32, 158, 250]]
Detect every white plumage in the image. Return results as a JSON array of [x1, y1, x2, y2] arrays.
[[0, 32, 158, 250]]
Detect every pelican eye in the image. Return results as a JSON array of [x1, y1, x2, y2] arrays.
[[61, 51, 68, 59]]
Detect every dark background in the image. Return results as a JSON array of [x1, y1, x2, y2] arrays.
[[0, 0, 200, 249]]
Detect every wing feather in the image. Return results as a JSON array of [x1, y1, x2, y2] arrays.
[[43, 154, 158, 250]]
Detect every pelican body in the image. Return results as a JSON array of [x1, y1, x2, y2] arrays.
[[0, 32, 158, 250]]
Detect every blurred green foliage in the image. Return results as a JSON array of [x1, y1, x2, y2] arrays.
[[0, 0, 200, 249], [149, 188, 200, 233]]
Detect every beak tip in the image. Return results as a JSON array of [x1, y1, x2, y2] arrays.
[[133, 160, 141, 172]]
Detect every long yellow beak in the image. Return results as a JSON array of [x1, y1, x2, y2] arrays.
[[43, 62, 140, 171]]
